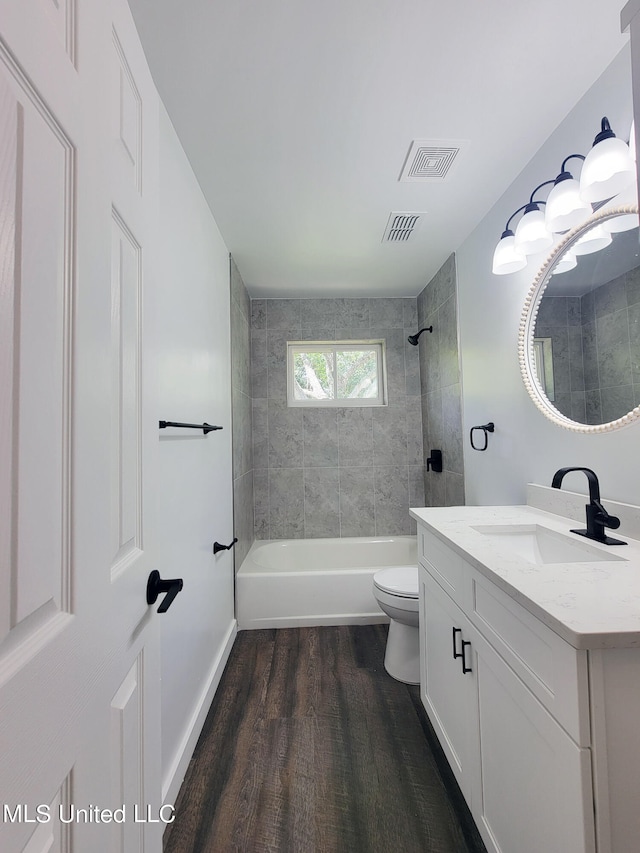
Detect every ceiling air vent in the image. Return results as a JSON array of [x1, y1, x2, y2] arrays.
[[399, 139, 467, 182], [382, 211, 425, 243]]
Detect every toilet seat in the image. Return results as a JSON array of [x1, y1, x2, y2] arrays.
[[373, 565, 418, 598]]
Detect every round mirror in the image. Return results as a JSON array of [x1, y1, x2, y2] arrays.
[[519, 204, 640, 432]]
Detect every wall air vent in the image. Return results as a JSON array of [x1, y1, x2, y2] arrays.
[[382, 211, 425, 243], [399, 139, 467, 182]]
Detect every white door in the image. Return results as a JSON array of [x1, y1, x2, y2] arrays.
[[0, 1, 165, 851]]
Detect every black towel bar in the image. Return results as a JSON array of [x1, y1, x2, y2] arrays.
[[159, 420, 222, 434]]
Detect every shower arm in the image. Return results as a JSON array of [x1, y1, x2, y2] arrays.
[[407, 326, 433, 346]]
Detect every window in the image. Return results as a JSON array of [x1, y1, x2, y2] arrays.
[[287, 340, 387, 407]]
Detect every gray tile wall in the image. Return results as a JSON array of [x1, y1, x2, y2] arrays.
[[537, 265, 640, 424], [417, 254, 465, 506], [250, 297, 424, 539], [535, 294, 586, 422], [230, 257, 254, 569]]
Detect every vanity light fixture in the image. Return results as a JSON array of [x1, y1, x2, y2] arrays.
[[544, 155, 592, 233], [492, 115, 637, 277], [579, 117, 636, 203], [492, 204, 528, 275], [513, 181, 555, 255]]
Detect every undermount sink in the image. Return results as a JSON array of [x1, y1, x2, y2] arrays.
[[471, 524, 628, 565]]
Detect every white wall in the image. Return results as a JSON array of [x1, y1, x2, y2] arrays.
[[155, 105, 236, 803], [457, 46, 640, 507]]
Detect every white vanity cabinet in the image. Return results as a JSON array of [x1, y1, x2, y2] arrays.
[[418, 526, 595, 853]]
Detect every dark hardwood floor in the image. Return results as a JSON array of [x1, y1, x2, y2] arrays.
[[163, 625, 486, 853]]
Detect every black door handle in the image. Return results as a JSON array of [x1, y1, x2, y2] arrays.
[[146, 570, 183, 613], [213, 537, 238, 555]]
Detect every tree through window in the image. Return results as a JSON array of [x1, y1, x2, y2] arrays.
[[287, 341, 387, 407]]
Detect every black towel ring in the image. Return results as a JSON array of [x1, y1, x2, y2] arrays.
[[470, 422, 495, 451]]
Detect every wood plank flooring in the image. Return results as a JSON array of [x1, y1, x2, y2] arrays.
[[163, 625, 486, 853]]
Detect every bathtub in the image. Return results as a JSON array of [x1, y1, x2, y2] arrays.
[[236, 536, 417, 629]]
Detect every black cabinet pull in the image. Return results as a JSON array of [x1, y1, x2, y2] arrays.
[[461, 640, 472, 674], [146, 570, 183, 613], [213, 537, 238, 555], [452, 626, 463, 660]]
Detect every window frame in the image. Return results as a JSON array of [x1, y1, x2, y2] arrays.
[[286, 339, 388, 408]]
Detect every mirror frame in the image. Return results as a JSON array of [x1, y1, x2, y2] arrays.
[[518, 204, 640, 433]]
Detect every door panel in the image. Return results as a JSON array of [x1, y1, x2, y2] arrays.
[[110, 656, 145, 853], [0, 1, 163, 850], [0, 44, 73, 643], [107, 1, 162, 850], [0, 4, 109, 850], [110, 210, 143, 572], [39, 0, 76, 64]]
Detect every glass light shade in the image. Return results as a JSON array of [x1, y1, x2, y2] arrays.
[[514, 207, 554, 255], [492, 233, 527, 275], [551, 249, 577, 275], [630, 120, 636, 163], [544, 178, 591, 233], [572, 223, 612, 256], [579, 136, 636, 202], [602, 184, 639, 233]]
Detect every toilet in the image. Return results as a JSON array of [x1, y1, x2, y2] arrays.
[[372, 565, 420, 684]]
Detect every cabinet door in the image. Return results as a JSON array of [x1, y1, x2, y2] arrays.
[[420, 568, 479, 803], [473, 630, 595, 853]]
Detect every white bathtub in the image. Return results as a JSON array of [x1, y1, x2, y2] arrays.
[[236, 536, 417, 629]]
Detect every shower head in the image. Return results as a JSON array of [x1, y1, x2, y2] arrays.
[[407, 326, 433, 346]]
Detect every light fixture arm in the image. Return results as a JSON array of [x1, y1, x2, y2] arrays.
[[560, 153, 585, 173], [528, 180, 555, 205], [503, 204, 529, 234]]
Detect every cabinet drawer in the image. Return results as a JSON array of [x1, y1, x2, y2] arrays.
[[470, 569, 590, 746], [419, 527, 471, 608]]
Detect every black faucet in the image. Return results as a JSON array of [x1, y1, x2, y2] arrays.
[[551, 467, 626, 546]]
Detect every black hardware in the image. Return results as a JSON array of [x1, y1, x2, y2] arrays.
[[426, 449, 443, 473], [159, 421, 222, 434], [461, 640, 472, 674], [551, 467, 626, 546], [213, 537, 238, 555], [407, 326, 433, 346], [470, 422, 494, 451], [452, 627, 463, 660], [146, 570, 184, 613]]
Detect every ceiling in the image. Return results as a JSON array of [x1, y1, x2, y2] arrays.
[[128, 0, 629, 298]]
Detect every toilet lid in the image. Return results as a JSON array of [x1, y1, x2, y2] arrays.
[[373, 565, 419, 598]]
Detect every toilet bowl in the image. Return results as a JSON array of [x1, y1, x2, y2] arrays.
[[373, 565, 420, 684]]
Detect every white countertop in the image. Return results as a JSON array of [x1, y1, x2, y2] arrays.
[[410, 503, 640, 650]]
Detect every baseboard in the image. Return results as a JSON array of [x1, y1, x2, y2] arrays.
[[162, 618, 238, 805], [239, 613, 390, 630]]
